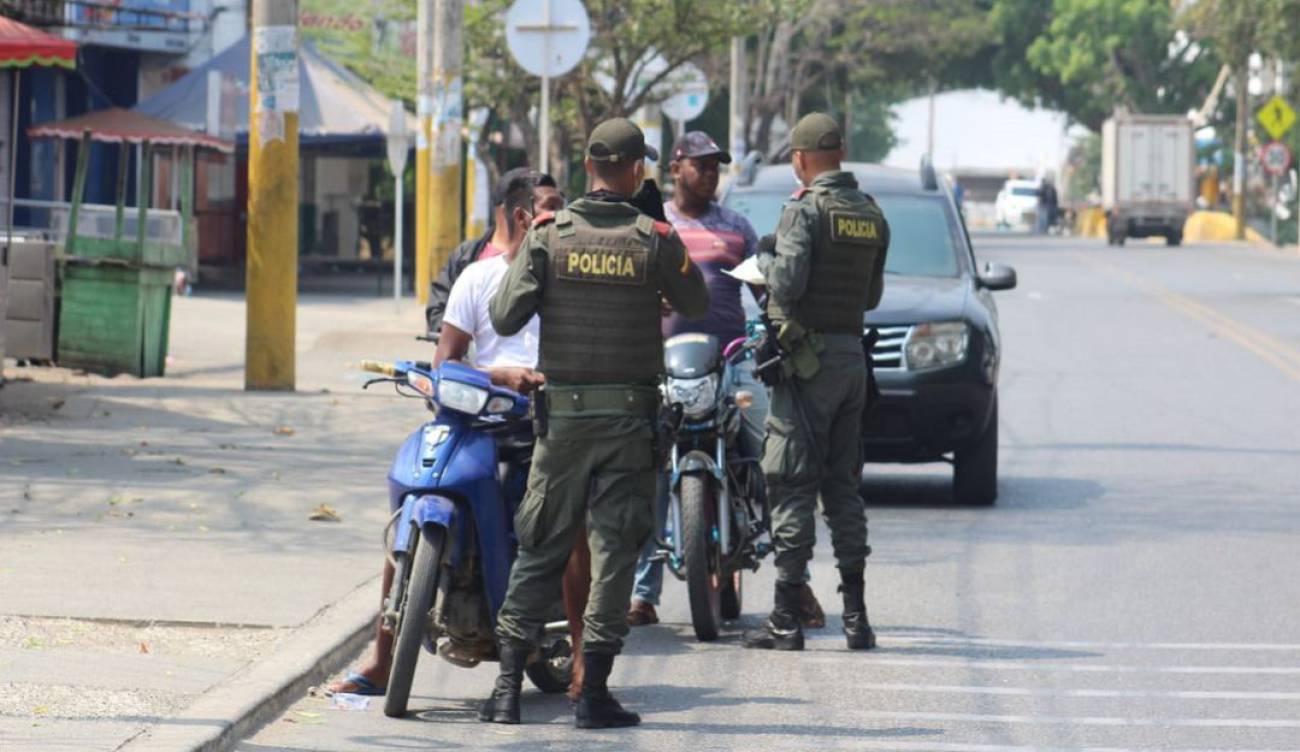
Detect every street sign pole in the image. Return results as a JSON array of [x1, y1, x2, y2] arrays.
[[506, 0, 589, 175], [387, 102, 409, 310]]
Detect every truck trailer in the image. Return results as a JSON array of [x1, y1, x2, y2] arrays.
[[1101, 114, 1195, 246]]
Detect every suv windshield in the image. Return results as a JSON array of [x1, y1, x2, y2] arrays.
[[723, 191, 962, 277]]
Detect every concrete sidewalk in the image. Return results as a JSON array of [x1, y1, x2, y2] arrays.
[[1, 292, 434, 751]]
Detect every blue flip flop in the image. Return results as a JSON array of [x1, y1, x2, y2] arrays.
[[335, 672, 386, 696]]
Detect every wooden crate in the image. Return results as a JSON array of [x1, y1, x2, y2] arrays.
[[57, 263, 173, 378]]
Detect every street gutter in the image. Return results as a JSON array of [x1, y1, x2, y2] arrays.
[[118, 574, 379, 752]]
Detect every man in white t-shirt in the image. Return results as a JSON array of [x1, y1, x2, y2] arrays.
[[329, 170, 565, 697], [435, 174, 563, 383]]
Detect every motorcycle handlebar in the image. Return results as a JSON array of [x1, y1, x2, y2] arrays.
[[359, 359, 398, 377]]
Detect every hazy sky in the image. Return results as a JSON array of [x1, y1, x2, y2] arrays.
[[884, 89, 1084, 173]]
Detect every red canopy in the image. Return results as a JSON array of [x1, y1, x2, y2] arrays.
[[28, 107, 234, 153], [0, 16, 76, 69]]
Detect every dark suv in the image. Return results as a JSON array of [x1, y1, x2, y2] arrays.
[[722, 161, 1016, 505]]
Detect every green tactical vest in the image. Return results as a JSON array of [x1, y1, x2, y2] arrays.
[[767, 186, 886, 335], [538, 203, 664, 385]]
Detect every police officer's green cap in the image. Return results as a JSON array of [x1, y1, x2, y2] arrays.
[[790, 112, 844, 152], [587, 118, 660, 163]]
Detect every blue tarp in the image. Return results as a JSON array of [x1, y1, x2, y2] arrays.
[[135, 37, 413, 151]]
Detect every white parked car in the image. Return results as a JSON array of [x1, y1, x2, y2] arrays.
[[995, 179, 1040, 229]]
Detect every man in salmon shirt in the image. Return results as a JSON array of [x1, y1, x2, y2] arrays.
[[626, 131, 825, 629]]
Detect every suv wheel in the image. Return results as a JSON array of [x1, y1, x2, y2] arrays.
[[954, 397, 998, 506]]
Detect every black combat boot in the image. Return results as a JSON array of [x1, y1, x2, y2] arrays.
[[478, 641, 529, 724], [574, 652, 641, 729], [742, 581, 806, 650], [839, 568, 876, 650]]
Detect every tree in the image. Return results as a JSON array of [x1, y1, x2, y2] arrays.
[[1180, 0, 1300, 236], [983, 0, 1218, 131], [300, 0, 415, 103], [743, 0, 993, 157], [463, 0, 764, 187]]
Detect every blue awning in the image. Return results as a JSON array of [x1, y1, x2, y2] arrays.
[[134, 36, 414, 151]]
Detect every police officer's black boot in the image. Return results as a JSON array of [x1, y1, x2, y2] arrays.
[[839, 568, 876, 650], [478, 642, 528, 724], [574, 651, 641, 729], [742, 581, 805, 650]]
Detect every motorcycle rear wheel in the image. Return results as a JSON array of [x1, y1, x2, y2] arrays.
[[681, 475, 722, 642], [384, 524, 445, 718]]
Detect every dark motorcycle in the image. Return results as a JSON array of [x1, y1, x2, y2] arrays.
[[654, 333, 772, 641]]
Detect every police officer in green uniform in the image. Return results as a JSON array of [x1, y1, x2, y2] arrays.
[[744, 112, 889, 652], [480, 117, 709, 728]]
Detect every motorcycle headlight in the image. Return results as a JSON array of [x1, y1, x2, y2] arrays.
[[904, 322, 969, 371], [437, 379, 489, 415], [667, 374, 718, 418]]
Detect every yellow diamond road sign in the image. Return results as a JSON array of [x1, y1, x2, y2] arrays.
[[1257, 95, 1296, 141]]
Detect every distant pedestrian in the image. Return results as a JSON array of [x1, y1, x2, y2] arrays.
[[1036, 178, 1058, 234]]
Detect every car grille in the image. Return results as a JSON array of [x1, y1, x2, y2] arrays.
[[868, 325, 910, 370]]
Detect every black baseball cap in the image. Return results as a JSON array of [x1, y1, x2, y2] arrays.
[[669, 131, 732, 164], [587, 118, 659, 163]]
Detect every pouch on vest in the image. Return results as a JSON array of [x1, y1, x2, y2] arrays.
[[777, 320, 823, 380]]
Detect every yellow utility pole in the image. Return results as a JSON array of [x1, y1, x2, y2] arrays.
[[428, 0, 464, 283], [415, 0, 434, 304], [246, 0, 299, 390]]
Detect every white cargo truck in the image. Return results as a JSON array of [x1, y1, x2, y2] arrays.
[[1101, 114, 1195, 246]]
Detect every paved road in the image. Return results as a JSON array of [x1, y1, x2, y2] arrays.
[[239, 235, 1300, 752], [1, 294, 428, 750]]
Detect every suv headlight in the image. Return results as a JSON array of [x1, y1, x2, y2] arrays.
[[437, 379, 489, 415], [904, 322, 969, 371], [666, 374, 718, 418]]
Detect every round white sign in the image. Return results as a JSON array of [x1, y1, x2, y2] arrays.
[[505, 0, 591, 78], [1260, 140, 1292, 177], [661, 63, 709, 123]]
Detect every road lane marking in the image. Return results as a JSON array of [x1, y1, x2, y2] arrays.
[[853, 682, 1300, 701], [855, 709, 1300, 729], [884, 635, 1300, 652], [1082, 257, 1300, 382], [814, 656, 1300, 675]]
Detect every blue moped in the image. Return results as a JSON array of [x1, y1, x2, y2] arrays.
[[359, 359, 572, 718]]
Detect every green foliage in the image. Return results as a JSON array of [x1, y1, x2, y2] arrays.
[[300, 0, 416, 104], [985, 0, 1218, 130]]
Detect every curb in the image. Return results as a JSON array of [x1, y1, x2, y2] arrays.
[[121, 574, 380, 752]]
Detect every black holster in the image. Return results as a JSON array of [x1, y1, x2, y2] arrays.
[[862, 328, 881, 417], [532, 387, 549, 439]]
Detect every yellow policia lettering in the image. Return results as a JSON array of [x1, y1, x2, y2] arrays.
[[836, 216, 878, 240], [566, 250, 637, 278]]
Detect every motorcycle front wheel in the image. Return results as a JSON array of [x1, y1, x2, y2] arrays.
[[384, 524, 445, 718], [681, 474, 722, 641], [524, 636, 574, 693]]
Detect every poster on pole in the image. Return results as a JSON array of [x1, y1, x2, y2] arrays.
[[253, 26, 299, 143]]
